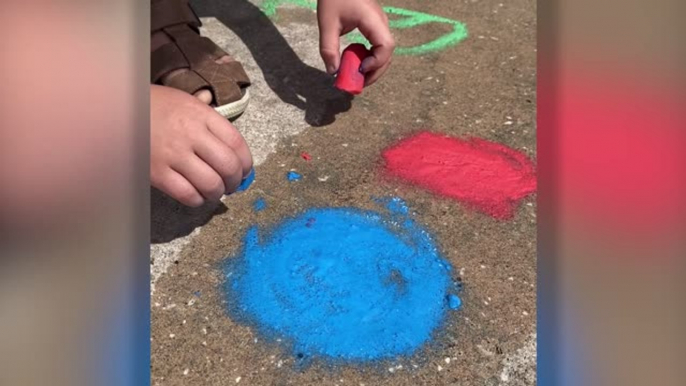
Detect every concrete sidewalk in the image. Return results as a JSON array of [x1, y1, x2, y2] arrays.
[[152, 0, 536, 384]]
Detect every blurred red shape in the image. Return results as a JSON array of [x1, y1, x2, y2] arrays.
[[556, 65, 686, 237]]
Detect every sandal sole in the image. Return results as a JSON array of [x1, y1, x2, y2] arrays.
[[214, 89, 250, 120]]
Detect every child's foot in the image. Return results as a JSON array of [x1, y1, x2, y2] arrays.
[[151, 0, 251, 119], [151, 31, 237, 105]]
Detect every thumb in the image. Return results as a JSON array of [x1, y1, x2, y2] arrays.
[[318, 16, 341, 74]]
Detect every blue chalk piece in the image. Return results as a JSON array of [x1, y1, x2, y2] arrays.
[[223, 207, 455, 362], [253, 198, 267, 212], [236, 168, 255, 192], [287, 171, 302, 181], [447, 294, 462, 310]]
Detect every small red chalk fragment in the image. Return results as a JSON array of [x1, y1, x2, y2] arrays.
[[334, 44, 370, 95], [301, 152, 312, 161]]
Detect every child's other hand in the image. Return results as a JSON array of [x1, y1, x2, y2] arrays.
[[317, 0, 395, 86], [150, 85, 253, 207]]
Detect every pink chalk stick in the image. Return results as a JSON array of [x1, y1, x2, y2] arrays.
[[334, 44, 370, 95]]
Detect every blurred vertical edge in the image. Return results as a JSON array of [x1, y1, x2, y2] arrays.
[[0, 0, 150, 385], [536, 0, 559, 383], [539, 0, 686, 385], [132, 1, 152, 385]]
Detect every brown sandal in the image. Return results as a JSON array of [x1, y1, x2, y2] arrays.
[[151, 0, 251, 119]]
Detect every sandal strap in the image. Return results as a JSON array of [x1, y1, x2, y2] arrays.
[[151, 42, 187, 83], [152, 35, 250, 105], [220, 61, 251, 87], [150, 25, 216, 83], [150, 0, 252, 106], [171, 29, 227, 62], [164, 70, 210, 96], [193, 60, 250, 105], [151, 0, 200, 33]]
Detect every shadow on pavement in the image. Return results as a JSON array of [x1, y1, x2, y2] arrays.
[[192, 0, 352, 126], [151, 188, 228, 244]]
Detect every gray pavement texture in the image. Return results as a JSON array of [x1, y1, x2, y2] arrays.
[[151, 0, 536, 384]]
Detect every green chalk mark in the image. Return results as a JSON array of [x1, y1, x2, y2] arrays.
[[260, 0, 468, 55]]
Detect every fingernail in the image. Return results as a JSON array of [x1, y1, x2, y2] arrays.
[[359, 57, 373, 73], [235, 168, 255, 193], [327, 64, 337, 75]]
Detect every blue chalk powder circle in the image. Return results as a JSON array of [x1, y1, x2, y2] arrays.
[[224, 205, 454, 361]]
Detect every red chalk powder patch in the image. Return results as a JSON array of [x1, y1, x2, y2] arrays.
[[382, 132, 536, 219]]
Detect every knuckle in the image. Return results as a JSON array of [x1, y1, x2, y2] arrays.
[[218, 153, 242, 181], [213, 120, 244, 149], [226, 158, 242, 178], [210, 177, 225, 198], [200, 176, 224, 201], [243, 155, 254, 173], [181, 123, 204, 144], [176, 185, 202, 207], [165, 139, 188, 159], [223, 139, 243, 157], [320, 47, 337, 58], [225, 130, 244, 150]]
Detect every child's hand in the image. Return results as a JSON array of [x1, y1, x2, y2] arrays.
[[150, 85, 253, 207], [317, 0, 395, 86]]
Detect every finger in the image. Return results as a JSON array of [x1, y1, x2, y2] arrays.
[[358, 16, 395, 74], [153, 168, 204, 208], [171, 155, 225, 202], [317, 11, 342, 74], [364, 57, 392, 86], [205, 115, 253, 177], [192, 131, 244, 193]]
